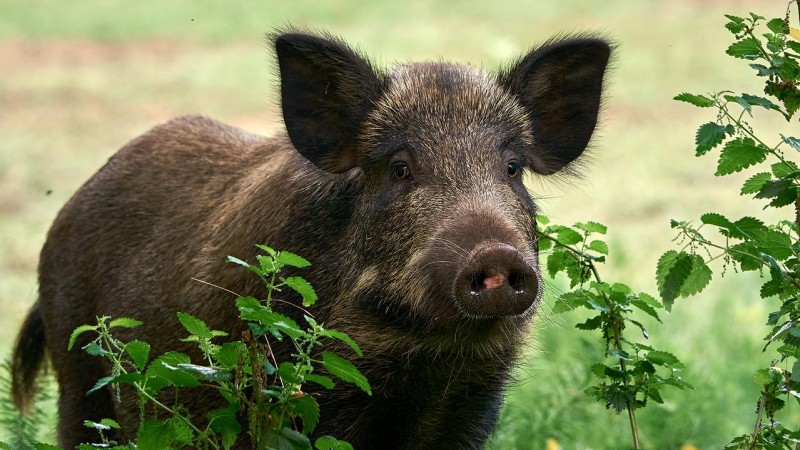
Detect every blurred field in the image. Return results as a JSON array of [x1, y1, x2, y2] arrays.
[[0, 0, 795, 448]]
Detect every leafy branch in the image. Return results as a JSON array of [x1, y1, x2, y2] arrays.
[[669, 9, 800, 449], [538, 216, 690, 450]]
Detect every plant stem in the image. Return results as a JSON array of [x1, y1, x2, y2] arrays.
[[748, 390, 766, 450], [539, 233, 641, 450]]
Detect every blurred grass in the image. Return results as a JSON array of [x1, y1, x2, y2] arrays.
[[1, 0, 796, 448]]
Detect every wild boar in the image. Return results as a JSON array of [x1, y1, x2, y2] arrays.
[[12, 30, 610, 449]]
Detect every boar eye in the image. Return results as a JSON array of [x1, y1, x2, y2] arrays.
[[391, 163, 411, 180], [507, 160, 521, 178]]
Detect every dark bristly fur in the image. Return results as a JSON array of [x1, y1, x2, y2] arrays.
[[11, 29, 610, 449]]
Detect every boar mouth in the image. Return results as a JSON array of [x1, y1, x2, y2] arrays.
[[452, 242, 539, 318]]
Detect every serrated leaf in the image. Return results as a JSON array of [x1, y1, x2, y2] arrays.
[[656, 250, 692, 309], [68, 325, 97, 351], [306, 373, 335, 389], [228, 255, 264, 277], [575, 315, 603, 330], [137, 419, 176, 450], [695, 122, 731, 155], [320, 329, 362, 356], [322, 352, 371, 395], [215, 341, 245, 369], [783, 135, 800, 152], [177, 312, 213, 339], [772, 161, 800, 178], [86, 376, 115, 396], [284, 276, 318, 307], [768, 17, 788, 34], [554, 226, 583, 245], [674, 92, 715, 107], [125, 340, 151, 371], [256, 254, 277, 273], [647, 350, 683, 367], [276, 251, 312, 268], [574, 221, 607, 234], [755, 179, 793, 199], [587, 240, 608, 255], [726, 37, 761, 59], [291, 394, 320, 434], [741, 172, 771, 195], [701, 212, 735, 229], [552, 290, 593, 313], [716, 138, 769, 176], [631, 299, 661, 322], [32, 444, 60, 450], [209, 407, 241, 450], [680, 254, 713, 297], [176, 363, 231, 381], [315, 436, 354, 450], [146, 352, 199, 389], [108, 317, 143, 329], [741, 93, 781, 111], [83, 342, 107, 356]]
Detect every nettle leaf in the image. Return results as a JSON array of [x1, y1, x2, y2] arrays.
[[701, 212, 735, 229], [695, 122, 732, 155], [86, 376, 115, 396], [108, 317, 143, 329], [783, 135, 800, 152], [322, 351, 371, 395], [176, 363, 231, 382], [320, 329, 363, 356], [681, 254, 713, 297], [741, 172, 772, 195], [290, 394, 320, 434], [771, 161, 800, 178], [284, 276, 318, 307], [656, 251, 711, 308], [146, 352, 199, 389], [306, 373, 335, 389], [137, 419, 176, 450], [315, 436, 355, 450], [656, 251, 692, 309], [256, 254, 277, 274], [767, 17, 787, 34], [631, 298, 661, 322], [741, 93, 781, 112], [647, 350, 683, 368], [68, 324, 98, 350], [716, 138, 769, 176], [552, 290, 593, 314], [227, 255, 264, 277], [276, 251, 312, 268], [177, 312, 213, 339], [674, 92, 715, 107], [209, 406, 241, 450], [215, 341, 245, 369], [575, 315, 603, 331], [574, 221, 608, 234], [726, 37, 761, 59], [124, 340, 151, 371], [587, 240, 609, 255], [552, 226, 583, 245]]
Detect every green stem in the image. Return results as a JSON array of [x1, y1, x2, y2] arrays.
[[539, 233, 641, 450]]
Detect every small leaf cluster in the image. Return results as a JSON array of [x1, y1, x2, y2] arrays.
[[671, 9, 800, 449], [538, 217, 689, 448], [58, 246, 365, 450]]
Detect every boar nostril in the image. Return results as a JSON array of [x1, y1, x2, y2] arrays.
[[508, 270, 526, 293], [453, 243, 539, 317]]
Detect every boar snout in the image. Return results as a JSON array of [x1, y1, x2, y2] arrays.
[[454, 243, 538, 318]]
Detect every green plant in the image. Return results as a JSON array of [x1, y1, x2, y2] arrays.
[[666, 7, 800, 449], [536, 216, 690, 450], [0, 360, 56, 449], [56, 245, 369, 450]]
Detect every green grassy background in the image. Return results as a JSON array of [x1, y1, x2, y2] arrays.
[[1, 0, 796, 448]]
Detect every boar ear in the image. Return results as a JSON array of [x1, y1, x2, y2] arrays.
[[501, 37, 611, 175], [275, 32, 383, 173]]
